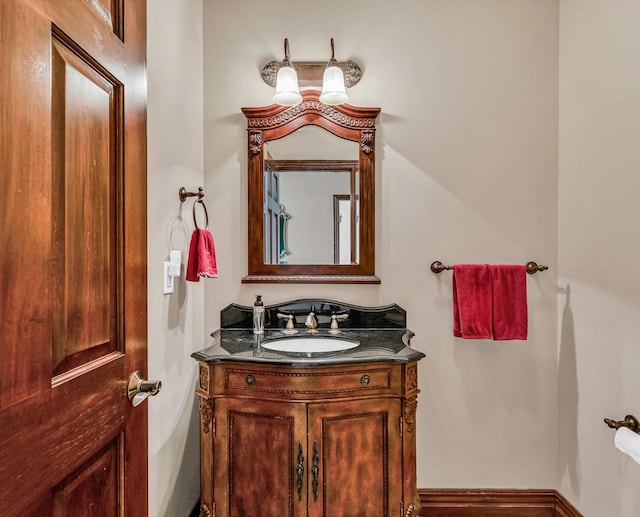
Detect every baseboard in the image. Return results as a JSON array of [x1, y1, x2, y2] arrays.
[[418, 488, 582, 517], [555, 491, 582, 517], [190, 490, 581, 516]]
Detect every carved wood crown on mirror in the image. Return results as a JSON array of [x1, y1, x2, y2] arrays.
[[242, 90, 381, 284]]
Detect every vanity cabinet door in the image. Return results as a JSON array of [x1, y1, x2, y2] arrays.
[[213, 398, 307, 517], [307, 398, 404, 517]]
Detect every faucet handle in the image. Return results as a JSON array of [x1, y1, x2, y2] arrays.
[[277, 313, 296, 331], [330, 313, 348, 331]]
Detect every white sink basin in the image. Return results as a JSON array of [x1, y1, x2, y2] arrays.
[[262, 337, 359, 354]]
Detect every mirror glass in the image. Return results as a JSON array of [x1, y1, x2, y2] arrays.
[[263, 126, 360, 265], [242, 90, 380, 284]]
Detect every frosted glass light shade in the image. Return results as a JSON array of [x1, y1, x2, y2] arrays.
[[273, 65, 302, 106], [319, 65, 348, 105]]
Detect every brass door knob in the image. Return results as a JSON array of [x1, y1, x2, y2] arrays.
[[128, 371, 162, 407]]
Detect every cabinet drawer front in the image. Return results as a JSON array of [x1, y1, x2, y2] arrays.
[[224, 367, 398, 398]]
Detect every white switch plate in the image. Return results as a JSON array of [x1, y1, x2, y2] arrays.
[[163, 261, 175, 294], [163, 249, 182, 295]]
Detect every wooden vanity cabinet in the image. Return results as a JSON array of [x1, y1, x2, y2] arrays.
[[196, 360, 421, 517]]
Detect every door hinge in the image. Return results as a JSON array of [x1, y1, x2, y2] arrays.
[[399, 416, 403, 437], [400, 501, 404, 517], [212, 416, 216, 437]]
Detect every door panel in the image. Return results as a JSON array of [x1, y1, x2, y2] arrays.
[[51, 29, 121, 377], [0, 0, 147, 515], [214, 398, 307, 517], [308, 399, 403, 517], [53, 439, 120, 517]]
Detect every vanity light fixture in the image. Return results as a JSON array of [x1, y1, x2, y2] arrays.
[[319, 38, 348, 106], [261, 38, 362, 106], [272, 38, 302, 107]]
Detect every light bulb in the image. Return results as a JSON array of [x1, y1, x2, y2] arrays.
[[273, 65, 302, 106], [319, 65, 348, 105], [319, 38, 348, 106], [272, 38, 301, 107]]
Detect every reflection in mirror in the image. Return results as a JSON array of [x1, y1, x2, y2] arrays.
[[266, 164, 358, 265], [334, 194, 357, 264], [264, 127, 359, 265], [242, 90, 380, 283]]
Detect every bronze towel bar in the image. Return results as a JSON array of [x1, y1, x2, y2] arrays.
[[604, 415, 640, 435], [430, 260, 549, 275]]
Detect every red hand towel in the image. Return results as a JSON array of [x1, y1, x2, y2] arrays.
[[490, 265, 527, 340], [186, 229, 218, 282], [452, 264, 492, 339]]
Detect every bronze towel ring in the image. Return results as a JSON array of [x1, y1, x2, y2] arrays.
[[193, 198, 209, 230]]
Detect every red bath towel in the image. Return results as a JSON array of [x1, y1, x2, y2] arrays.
[[186, 229, 218, 282], [452, 264, 528, 340], [452, 264, 493, 339], [490, 264, 527, 340]]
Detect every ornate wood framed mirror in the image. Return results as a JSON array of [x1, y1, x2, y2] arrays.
[[242, 90, 381, 283]]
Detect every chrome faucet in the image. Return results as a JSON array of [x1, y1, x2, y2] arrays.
[[304, 311, 318, 332]]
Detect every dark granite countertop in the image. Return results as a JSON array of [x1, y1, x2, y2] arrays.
[[191, 299, 425, 366], [191, 328, 425, 366]]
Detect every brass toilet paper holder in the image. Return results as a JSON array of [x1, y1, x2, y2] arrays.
[[604, 414, 640, 435]]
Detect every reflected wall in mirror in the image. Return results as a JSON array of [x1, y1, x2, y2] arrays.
[[242, 90, 380, 283]]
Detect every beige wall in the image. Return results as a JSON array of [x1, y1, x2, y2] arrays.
[[147, 1, 640, 516], [147, 1, 204, 515], [558, 1, 640, 515], [202, 0, 559, 489]]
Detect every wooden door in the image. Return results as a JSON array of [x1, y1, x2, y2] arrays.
[[213, 398, 307, 517], [307, 399, 404, 517], [0, 0, 148, 515], [263, 166, 280, 264]]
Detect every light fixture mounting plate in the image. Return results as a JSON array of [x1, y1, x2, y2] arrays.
[[261, 60, 362, 89]]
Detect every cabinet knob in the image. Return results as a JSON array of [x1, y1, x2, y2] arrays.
[[360, 375, 370, 386], [246, 375, 255, 385]]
